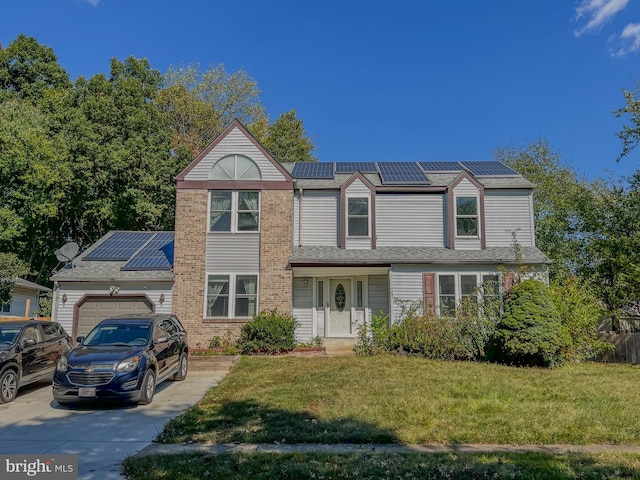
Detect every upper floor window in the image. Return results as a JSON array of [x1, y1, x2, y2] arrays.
[[456, 196, 478, 237], [210, 191, 260, 232], [348, 197, 369, 237], [209, 154, 261, 180]]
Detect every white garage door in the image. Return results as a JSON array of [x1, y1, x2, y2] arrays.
[[77, 297, 153, 337]]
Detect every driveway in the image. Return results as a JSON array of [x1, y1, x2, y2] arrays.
[[0, 371, 225, 479]]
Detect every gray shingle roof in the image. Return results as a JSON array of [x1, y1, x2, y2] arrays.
[[50, 231, 174, 282], [290, 246, 551, 265]]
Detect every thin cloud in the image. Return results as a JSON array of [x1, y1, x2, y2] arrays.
[[611, 22, 640, 55], [83, 0, 100, 6], [574, 0, 629, 36]]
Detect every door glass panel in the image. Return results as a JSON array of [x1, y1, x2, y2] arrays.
[[335, 283, 346, 312]]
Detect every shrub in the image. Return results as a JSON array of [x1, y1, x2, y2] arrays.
[[494, 279, 570, 367], [548, 276, 613, 362], [237, 310, 298, 354]]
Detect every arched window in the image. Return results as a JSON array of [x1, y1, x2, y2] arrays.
[[209, 154, 261, 181]]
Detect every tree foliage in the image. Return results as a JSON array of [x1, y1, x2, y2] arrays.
[[0, 253, 29, 305], [614, 86, 640, 161], [259, 109, 317, 163]]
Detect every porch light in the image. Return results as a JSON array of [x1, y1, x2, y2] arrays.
[[159, 293, 165, 305], [62, 294, 67, 304]]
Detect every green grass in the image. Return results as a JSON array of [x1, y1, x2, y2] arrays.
[[159, 356, 640, 445], [123, 452, 640, 479]]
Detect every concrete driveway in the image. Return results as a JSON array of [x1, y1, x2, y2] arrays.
[[0, 371, 225, 479]]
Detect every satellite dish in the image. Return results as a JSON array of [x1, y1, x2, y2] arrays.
[[55, 242, 79, 263]]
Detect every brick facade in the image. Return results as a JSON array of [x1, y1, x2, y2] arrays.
[[173, 187, 293, 347]]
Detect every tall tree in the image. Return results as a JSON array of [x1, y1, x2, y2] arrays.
[[494, 140, 592, 280], [0, 34, 71, 103], [614, 85, 640, 161], [258, 109, 317, 163], [0, 253, 29, 305], [156, 63, 267, 158]]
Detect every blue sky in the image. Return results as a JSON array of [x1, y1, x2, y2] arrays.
[[3, 0, 640, 180]]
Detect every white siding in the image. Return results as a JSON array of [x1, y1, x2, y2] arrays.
[[184, 126, 286, 182], [345, 179, 371, 197], [368, 275, 389, 317], [376, 194, 444, 247], [292, 277, 313, 341], [484, 190, 534, 247], [53, 282, 173, 337], [3, 287, 40, 317], [454, 178, 479, 196], [206, 233, 260, 272], [301, 191, 339, 246], [293, 194, 300, 246]]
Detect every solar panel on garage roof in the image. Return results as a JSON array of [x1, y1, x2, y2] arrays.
[[461, 161, 518, 176], [121, 232, 174, 270], [291, 162, 334, 179], [334, 162, 378, 174], [419, 162, 464, 172], [83, 232, 155, 261], [377, 162, 430, 185]]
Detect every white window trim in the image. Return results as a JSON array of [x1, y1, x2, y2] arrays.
[[346, 196, 371, 238], [207, 190, 261, 234], [204, 272, 259, 319], [454, 195, 480, 239], [435, 272, 502, 315]]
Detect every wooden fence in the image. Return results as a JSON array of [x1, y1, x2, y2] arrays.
[[596, 332, 640, 364]]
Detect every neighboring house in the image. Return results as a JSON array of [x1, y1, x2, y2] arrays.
[[172, 120, 551, 347], [50, 231, 174, 339], [0, 278, 51, 318]]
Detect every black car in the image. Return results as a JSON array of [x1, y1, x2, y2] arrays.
[[52, 314, 188, 405], [0, 320, 72, 403]]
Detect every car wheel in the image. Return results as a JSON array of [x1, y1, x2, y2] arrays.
[[0, 369, 19, 404], [138, 369, 155, 405], [173, 353, 188, 381]]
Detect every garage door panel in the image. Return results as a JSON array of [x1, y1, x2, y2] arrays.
[[77, 297, 153, 337]]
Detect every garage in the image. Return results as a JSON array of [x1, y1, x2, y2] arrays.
[[76, 296, 153, 338]]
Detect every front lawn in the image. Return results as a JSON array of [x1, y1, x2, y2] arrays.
[[159, 356, 640, 445]]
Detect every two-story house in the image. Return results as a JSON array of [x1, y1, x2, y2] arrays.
[[172, 120, 550, 347]]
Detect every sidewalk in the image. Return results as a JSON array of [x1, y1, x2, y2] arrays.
[[136, 442, 640, 457]]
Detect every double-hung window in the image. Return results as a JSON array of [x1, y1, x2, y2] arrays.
[[347, 197, 369, 237], [206, 274, 257, 318], [210, 191, 260, 232], [438, 275, 456, 315], [455, 196, 478, 237]]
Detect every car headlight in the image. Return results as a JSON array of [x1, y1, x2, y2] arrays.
[[57, 356, 68, 372], [116, 356, 140, 372]]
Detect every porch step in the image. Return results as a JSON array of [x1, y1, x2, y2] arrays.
[[188, 355, 240, 372], [323, 338, 356, 356]]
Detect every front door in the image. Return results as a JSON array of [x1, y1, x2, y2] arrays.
[[329, 279, 351, 336]]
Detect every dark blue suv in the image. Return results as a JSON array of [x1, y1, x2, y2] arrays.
[[52, 314, 188, 405]]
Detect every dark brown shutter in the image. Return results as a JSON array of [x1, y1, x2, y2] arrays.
[[423, 273, 435, 316]]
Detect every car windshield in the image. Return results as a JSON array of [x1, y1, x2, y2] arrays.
[[83, 324, 151, 347], [0, 327, 20, 349]]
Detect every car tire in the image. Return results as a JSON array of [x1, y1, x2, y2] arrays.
[[138, 369, 155, 405], [173, 353, 188, 381], [0, 369, 19, 404]]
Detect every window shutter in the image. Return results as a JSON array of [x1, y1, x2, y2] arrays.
[[502, 272, 514, 294], [423, 273, 435, 315]]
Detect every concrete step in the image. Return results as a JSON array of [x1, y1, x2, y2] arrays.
[[323, 338, 356, 355]]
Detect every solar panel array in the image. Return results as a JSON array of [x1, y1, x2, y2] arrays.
[[419, 162, 464, 172], [461, 161, 518, 176], [334, 162, 378, 174], [377, 162, 430, 185], [122, 232, 174, 271], [83, 232, 155, 261], [291, 162, 334, 179], [290, 160, 518, 184]]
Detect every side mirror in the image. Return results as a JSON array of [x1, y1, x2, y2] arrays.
[[155, 336, 168, 344], [23, 338, 36, 348], [76, 336, 84, 345]]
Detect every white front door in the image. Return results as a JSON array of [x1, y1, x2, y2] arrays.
[[329, 279, 351, 336]]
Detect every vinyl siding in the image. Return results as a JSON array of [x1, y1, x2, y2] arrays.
[[301, 191, 339, 246], [376, 194, 444, 247], [368, 275, 389, 317], [206, 233, 260, 272], [3, 287, 40, 317], [292, 277, 313, 341], [184, 127, 286, 182], [484, 190, 534, 247]]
